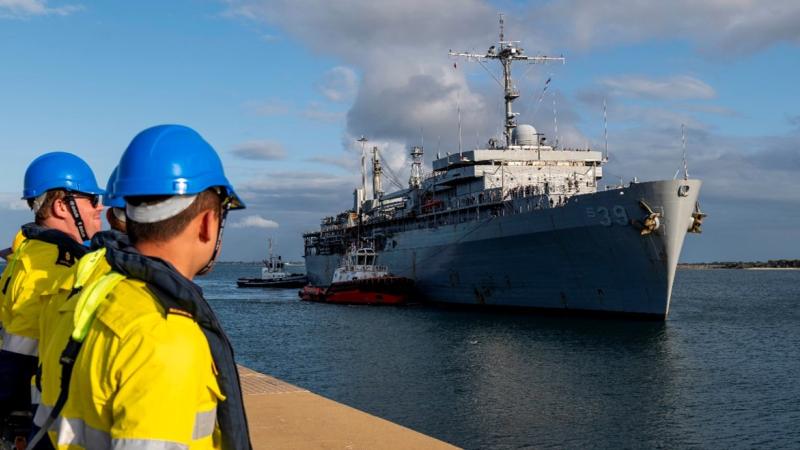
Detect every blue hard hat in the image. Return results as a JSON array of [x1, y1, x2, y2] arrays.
[[114, 124, 244, 209], [22, 151, 105, 199], [103, 166, 125, 209]]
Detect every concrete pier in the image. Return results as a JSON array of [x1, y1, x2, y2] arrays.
[[239, 366, 458, 449]]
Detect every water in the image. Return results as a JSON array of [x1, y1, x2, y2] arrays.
[[199, 265, 800, 449]]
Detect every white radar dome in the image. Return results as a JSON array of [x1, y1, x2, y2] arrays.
[[512, 124, 538, 145]]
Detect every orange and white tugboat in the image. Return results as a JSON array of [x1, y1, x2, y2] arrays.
[[299, 246, 414, 305]]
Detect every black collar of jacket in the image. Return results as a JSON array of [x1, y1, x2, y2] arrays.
[[89, 229, 131, 252], [103, 244, 252, 450], [103, 244, 202, 316], [21, 222, 88, 267]]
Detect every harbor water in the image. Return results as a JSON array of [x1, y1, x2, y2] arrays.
[[201, 266, 799, 449]]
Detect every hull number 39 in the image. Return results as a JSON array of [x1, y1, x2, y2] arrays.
[[586, 206, 629, 226]]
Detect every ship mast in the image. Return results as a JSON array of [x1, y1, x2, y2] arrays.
[[267, 238, 273, 270], [449, 14, 565, 147], [409, 145, 423, 189], [358, 136, 368, 201], [372, 146, 383, 199]]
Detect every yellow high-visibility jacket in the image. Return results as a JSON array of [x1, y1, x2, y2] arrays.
[[0, 230, 25, 268], [55, 276, 224, 449], [36, 247, 112, 437], [11, 229, 25, 253], [0, 230, 80, 356]]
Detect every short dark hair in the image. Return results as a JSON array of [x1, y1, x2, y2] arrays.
[[106, 208, 127, 233], [126, 189, 222, 244]]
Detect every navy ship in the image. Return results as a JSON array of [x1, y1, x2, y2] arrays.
[[302, 18, 705, 319]]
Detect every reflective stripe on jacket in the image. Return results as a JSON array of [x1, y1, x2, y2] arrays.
[[1, 330, 39, 356], [57, 276, 224, 449]]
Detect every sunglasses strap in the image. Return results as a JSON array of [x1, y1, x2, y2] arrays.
[[64, 194, 90, 242]]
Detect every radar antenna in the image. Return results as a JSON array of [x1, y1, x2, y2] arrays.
[[499, 12, 505, 43], [449, 13, 565, 147]]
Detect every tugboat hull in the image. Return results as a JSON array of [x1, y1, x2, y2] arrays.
[[299, 277, 414, 305], [237, 275, 308, 288]]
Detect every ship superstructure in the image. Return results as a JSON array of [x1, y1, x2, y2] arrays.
[[303, 17, 705, 318]]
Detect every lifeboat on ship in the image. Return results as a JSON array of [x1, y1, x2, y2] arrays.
[[299, 247, 414, 305]]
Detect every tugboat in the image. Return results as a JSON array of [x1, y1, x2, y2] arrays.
[[299, 246, 414, 305], [237, 239, 307, 288]]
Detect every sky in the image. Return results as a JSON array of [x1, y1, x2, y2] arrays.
[[0, 0, 798, 262]]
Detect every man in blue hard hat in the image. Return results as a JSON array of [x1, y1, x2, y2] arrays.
[[0, 152, 104, 446], [53, 125, 251, 450], [32, 165, 131, 448], [102, 166, 127, 233]]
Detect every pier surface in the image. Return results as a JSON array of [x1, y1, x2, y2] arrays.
[[239, 366, 458, 449]]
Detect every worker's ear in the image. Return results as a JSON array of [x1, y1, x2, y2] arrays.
[[51, 196, 71, 220], [197, 208, 218, 244]]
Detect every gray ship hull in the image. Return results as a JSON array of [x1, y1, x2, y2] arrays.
[[305, 180, 701, 318]]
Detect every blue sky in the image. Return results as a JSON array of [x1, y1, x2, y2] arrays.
[[0, 0, 798, 262]]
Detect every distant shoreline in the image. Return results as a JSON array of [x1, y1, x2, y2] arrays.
[[679, 260, 800, 270]]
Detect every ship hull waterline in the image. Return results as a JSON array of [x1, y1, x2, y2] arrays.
[[236, 276, 308, 288], [304, 180, 701, 319]]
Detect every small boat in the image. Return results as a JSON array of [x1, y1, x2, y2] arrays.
[[237, 239, 308, 288], [299, 246, 414, 305]]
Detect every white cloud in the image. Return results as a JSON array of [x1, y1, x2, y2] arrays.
[[217, 1, 800, 261], [307, 155, 354, 170], [301, 102, 345, 123], [602, 75, 715, 100], [531, 0, 800, 55], [243, 99, 291, 116], [0, 0, 81, 17], [0, 193, 28, 211], [240, 171, 353, 193], [318, 66, 358, 102], [231, 140, 287, 160], [236, 169, 357, 214], [229, 214, 279, 229], [223, 0, 799, 207], [787, 114, 800, 130], [260, 33, 280, 42], [595, 120, 800, 204], [683, 104, 739, 117], [224, 0, 499, 161]]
